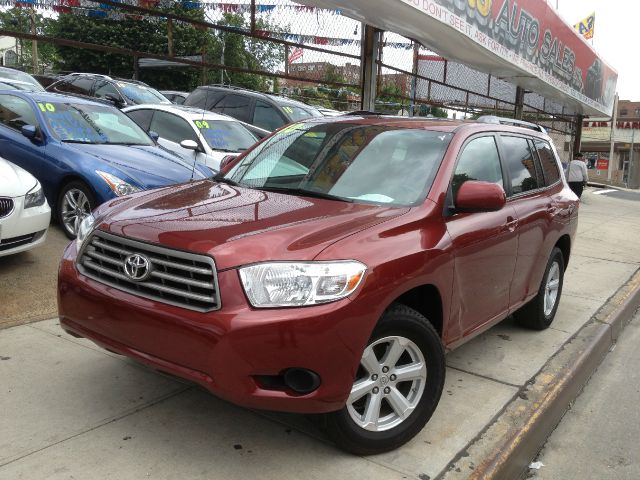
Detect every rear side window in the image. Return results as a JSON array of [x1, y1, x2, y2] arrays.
[[125, 109, 154, 131], [533, 140, 560, 186], [253, 100, 285, 131], [70, 77, 95, 95], [94, 80, 121, 101], [501, 136, 542, 194], [185, 89, 224, 110], [215, 94, 251, 122], [452, 136, 504, 197]]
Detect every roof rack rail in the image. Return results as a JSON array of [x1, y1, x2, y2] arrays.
[[344, 110, 379, 116], [476, 115, 547, 133], [204, 84, 255, 91], [64, 72, 113, 80]]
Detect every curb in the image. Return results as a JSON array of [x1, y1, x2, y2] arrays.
[[441, 269, 640, 480]]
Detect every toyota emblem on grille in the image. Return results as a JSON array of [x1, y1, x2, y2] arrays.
[[123, 254, 152, 281]]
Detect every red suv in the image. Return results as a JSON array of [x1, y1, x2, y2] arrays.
[[58, 115, 578, 454]]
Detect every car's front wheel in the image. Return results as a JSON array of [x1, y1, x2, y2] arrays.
[[57, 181, 95, 239], [323, 304, 445, 455]]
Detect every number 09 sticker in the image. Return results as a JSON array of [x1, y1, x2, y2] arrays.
[[194, 120, 210, 129], [37, 102, 56, 113]]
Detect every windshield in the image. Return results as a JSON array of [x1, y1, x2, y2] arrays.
[[225, 121, 453, 206], [117, 82, 170, 104], [0, 70, 44, 92], [40, 102, 154, 145], [193, 119, 257, 152], [278, 103, 319, 121]]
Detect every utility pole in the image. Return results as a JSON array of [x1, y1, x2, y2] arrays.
[[409, 41, 419, 117], [30, 7, 38, 74], [607, 93, 618, 182]]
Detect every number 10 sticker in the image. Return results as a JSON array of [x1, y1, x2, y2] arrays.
[[38, 103, 56, 113]]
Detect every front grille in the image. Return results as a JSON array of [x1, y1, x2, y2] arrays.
[[0, 197, 14, 218], [78, 230, 220, 312], [0, 233, 36, 251]]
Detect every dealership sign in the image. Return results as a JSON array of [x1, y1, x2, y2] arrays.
[[298, 0, 617, 116]]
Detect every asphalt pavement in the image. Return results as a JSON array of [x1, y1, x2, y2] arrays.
[[528, 310, 640, 479], [1, 188, 639, 479]]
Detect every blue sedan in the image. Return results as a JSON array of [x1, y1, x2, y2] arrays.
[[0, 91, 211, 238]]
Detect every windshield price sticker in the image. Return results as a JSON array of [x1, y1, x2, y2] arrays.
[[37, 102, 56, 113], [194, 120, 210, 129], [282, 106, 294, 114]]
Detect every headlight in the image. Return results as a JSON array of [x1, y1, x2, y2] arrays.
[[96, 170, 140, 196], [24, 182, 46, 208], [76, 213, 96, 249], [239, 261, 366, 308]]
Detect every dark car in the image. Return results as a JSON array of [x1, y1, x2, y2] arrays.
[[47, 73, 170, 109], [160, 90, 189, 105], [183, 84, 322, 132], [0, 91, 211, 238], [58, 115, 578, 454]]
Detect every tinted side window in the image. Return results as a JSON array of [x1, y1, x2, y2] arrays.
[[184, 88, 223, 110], [253, 100, 285, 131], [216, 94, 251, 122], [173, 95, 186, 105], [149, 111, 198, 144], [533, 140, 560, 186], [69, 77, 95, 95], [501, 136, 541, 194], [0, 95, 38, 131], [94, 80, 121, 101], [125, 109, 154, 131], [452, 136, 504, 197]]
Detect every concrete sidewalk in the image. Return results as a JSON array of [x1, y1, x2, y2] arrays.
[[1, 189, 639, 480]]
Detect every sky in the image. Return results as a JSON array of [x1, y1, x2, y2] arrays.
[[549, 0, 634, 100]]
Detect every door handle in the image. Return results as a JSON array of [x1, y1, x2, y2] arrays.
[[501, 216, 518, 233]]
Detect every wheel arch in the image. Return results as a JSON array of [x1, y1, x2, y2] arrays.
[[386, 284, 444, 339], [555, 234, 571, 270]]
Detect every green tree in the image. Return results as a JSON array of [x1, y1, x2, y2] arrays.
[[0, 8, 58, 73]]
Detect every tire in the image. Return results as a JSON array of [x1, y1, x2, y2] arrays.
[[323, 304, 445, 455], [57, 181, 96, 239], [514, 247, 565, 330]]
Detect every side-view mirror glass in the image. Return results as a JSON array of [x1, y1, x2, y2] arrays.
[[21, 125, 38, 140], [104, 94, 123, 107], [180, 139, 200, 151], [148, 131, 160, 142], [454, 180, 506, 212]]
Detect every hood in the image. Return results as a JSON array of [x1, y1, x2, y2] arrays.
[[97, 181, 409, 270], [68, 144, 208, 187], [0, 157, 38, 197]]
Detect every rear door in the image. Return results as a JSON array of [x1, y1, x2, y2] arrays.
[[445, 134, 518, 336], [212, 94, 253, 123], [497, 134, 554, 309]]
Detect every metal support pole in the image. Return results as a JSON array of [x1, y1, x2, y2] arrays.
[[360, 24, 381, 111], [167, 19, 174, 57], [607, 93, 619, 182], [409, 41, 419, 117], [284, 44, 289, 76], [514, 86, 525, 120], [250, 0, 256, 34], [573, 114, 584, 157], [30, 8, 38, 73]]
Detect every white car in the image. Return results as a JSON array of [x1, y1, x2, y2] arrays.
[[0, 157, 51, 257], [123, 104, 264, 172]]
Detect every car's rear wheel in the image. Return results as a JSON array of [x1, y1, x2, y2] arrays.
[[514, 247, 565, 330], [323, 304, 445, 455], [57, 181, 95, 239]]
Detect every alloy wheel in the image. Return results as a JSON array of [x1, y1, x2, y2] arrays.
[[61, 188, 91, 236], [347, 335, 427, 432], [544, 261, 561, 317]]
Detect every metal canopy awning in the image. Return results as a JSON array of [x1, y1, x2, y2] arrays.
[[297, 0, 617, 116]]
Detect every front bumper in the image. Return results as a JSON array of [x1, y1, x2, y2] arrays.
[[0, 196, 50, 257], [58, 241, 375, 414]]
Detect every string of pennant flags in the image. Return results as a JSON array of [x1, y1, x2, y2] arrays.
[[0, 0, 416, 49]]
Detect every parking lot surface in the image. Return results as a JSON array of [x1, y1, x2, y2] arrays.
[[1, 188, 639, 479]]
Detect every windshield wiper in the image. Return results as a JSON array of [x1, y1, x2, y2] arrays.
[[254, 186, 353, 203], [61, 139, 96, 144], [213, 174, 241, 186]]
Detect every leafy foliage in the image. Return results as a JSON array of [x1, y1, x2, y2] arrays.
[[0, 8, 57, 72]]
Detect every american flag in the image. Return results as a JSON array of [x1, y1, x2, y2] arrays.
[[288, 48, 304, 64]]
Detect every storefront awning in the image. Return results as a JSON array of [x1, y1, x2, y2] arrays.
[[297, 0, 617, 116]]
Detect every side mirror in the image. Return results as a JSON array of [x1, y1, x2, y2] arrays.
[[180, 139, 200, 151], [219, 154, 237, 172], [21, 125, 38, 140], [454, 180, 506, 212], [148, 131, 160, 142]]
